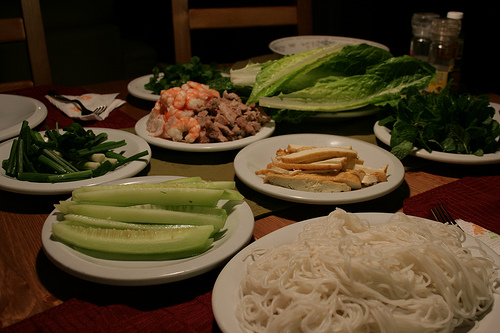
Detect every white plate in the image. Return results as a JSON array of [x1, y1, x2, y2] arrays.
[[213, 213, 500, 333], [373, 103, 500, 165], [41, 176, 254, 286], [269, 35, 390, 55], [127, 74, 160, 101], [233, 134, 405, 204], [0, 128, 151, 195], [134, 115, 276, 152], [0, 94, 48, 142]]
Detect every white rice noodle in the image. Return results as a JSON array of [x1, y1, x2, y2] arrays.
[[236, 209, 499, 333]]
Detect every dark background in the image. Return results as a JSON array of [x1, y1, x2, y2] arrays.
[[1, 0, 498, 95]]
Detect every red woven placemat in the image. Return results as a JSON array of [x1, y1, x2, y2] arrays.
[[1, 292, 215, 333], [403, 176, 500, 234]]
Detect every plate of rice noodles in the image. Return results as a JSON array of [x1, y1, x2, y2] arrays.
[[213, 208, 500, 333]]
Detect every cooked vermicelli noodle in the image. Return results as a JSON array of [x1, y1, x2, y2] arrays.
[[236, 209, 499, 333]]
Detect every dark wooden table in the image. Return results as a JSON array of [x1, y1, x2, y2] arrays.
[[0, 80, 498, 329]]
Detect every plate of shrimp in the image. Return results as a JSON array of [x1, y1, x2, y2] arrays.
[[134, 81, 275, 152]]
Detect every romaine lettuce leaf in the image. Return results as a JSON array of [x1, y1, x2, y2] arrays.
[[230, 62, 264, 87], [244, 43, 393, 104], [282, 43, 393, 93], [259, 56, 436, 112], [246, 44, 346, 104]]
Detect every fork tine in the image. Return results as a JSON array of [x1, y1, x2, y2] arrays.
[[430, 207, 441, 222], [436, 205, 451, 223], [431, 205, 463, 231], [94, 106, 107, 116], [439, 205, 455, 223]]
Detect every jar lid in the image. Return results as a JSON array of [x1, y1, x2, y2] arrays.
[[431, 18, 461, 38], [447, 11, 464, 20]]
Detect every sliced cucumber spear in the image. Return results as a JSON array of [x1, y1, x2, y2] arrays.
[[51, 178, 245, 261], [71, 187, 225, 206], [65, 204, 227, 232], [71, 178, 234, 194], [52, 222, 214, 255], [72, 238, 214, 261], [63, 213, 220, 236]]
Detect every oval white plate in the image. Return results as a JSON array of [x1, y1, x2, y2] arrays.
[[127, 74, 160, 102], [41, 176, 254, 286], [233, 134, 405, 204], [213, 213, 500, 333], [269, 35, 390, 55], [0, 94, 48, 142], [0, 128, 151, 195], [373, 103, 500, 165], [135, 115, 276, 152]]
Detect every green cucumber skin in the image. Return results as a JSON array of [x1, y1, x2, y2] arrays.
[[67, 204, 226, 231], [72, 179, 234, 194], [51, 222, 213, 254], [51, 179, 245, 261], [72, 188, 224, 206], [132, 204, 228, 219], [63, 214, 218, 237], [56, 202, 229, 220], [221, 189, 244, 201], [72, 239, 214, 261], [63, 213, 201, 230], [54, 200, 78, 214]]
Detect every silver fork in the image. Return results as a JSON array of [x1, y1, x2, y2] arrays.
[[93, 106, 107, 116], [48, 90, 107, 116], [431, 204, 464, 231]]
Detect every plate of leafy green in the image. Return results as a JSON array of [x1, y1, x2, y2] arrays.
[[374, 87, 500, 165], [230, 43, 436, 124], [127, 57, 232, 102]]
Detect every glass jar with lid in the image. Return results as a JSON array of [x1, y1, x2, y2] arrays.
[[410, 12, 440, 62], [427, 18, 461, 93], [447, 11, 464, 91]]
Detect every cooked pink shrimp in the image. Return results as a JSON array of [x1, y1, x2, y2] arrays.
[[162, 87, 186, 109], [146, 114, 165, 137], [166, 117, 201, 143], [163, 108, 195, 130], [184, 82, 220, 109], [165, 107, 194, 120], [184, 90, 205, 110], [182, 81, 202, 90], [147, 81, 221, 141], [151, 99, 162, 115], [165, 106, 180, 120], [173, 109, 194, 119]]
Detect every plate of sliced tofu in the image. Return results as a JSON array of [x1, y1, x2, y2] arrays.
[[234, 134, 405, 204]]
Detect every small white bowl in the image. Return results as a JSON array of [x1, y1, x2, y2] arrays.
[[269, 35, 390, 55]]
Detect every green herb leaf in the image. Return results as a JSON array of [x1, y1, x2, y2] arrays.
[[391, 140, 414, 160], [378, 84, 500, 159], [144, 57, 233, 95]]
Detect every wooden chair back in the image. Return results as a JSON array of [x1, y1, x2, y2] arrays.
[[171, 0, 313, 64], [0, 0, 52, 92]]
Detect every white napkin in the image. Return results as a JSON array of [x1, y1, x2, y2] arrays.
[[45, 93, 126, 121], [457, 219, 500, 254]]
